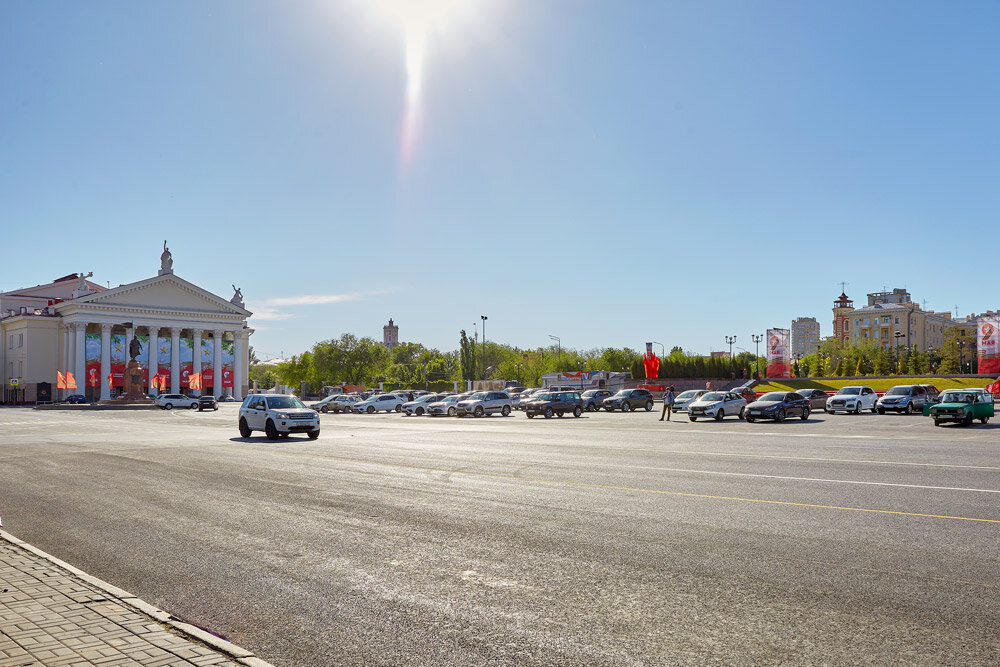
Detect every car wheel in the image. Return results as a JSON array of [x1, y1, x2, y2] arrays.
[[854, 403, 861, 415], [556, 411, 564, 418], [308, 429, 320, 439], [746, 416, 755, 423], [264, 420, 279, 440], [474, 406, 484, 417], [739, 407, 745, 420], [621, 403, 631, 413], [934, 419, 942, 427], [982, 416, 990, 424], [801, 407, 810, 421], [527, 413, 535, 419], [904, 404, 913, 415], [395, 404, 402, 412], [645, 401, 653, 411], [448, 406, 456, 416], [689, 415, 697, 422], [775, 409, 785, 423], [876, 407, 884, 414], [871, 405, 877, 414], [416, 407, 425, 416], [544, 407, 553, 419], [586, 403, 595, 412], [278, 432, 289, 439], [367, 406, 375, 414], [321, 406, 329, 413], [962, 414, 973, 427], [164, 403, 173, 410], [501, 405, 511, 417], [238, 418, 251, 438], [714, 409, 724, 422], [573, 406, 582, 418], [189, 402, 198, 409]]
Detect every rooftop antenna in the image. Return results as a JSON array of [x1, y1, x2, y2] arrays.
[[954, 305, 959, 318], [838, 281, 848, 294]]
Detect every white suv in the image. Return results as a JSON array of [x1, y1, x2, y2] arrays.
[[455, 391, 512, 417], [154, 394, 199, 410], [238, 394, 320, 440], [825, 386, 878, 414]]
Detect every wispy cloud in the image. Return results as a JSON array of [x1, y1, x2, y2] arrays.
[[257, 292, 364, 307], [248, 306, 294, 321]]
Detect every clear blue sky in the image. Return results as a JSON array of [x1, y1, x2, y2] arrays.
[[3, 1, 998, 360]]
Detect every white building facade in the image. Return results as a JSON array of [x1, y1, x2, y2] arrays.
[[1, 250, 252, 403], [791, 317, 821, 357]]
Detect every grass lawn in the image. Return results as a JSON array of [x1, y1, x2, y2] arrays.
[[752, 377, 994, 393]]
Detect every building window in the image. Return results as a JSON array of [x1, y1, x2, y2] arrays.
[[18, 333, 23, 348], [894, 316, 900, 324]]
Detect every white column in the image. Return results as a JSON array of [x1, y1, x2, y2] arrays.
[[62, 324, 71, 399], [100, 324, 112, 401], [213, 329, 224, 399], [192, 330, 202, 396], [170, 327, 181, 394], [232, 331, 243, 401], [147, 326, 159, 395], [74, 324, 86, 399]]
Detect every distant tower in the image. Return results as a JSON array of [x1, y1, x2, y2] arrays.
[[833, 292, 854, 342], [383, 318, 399, 349]]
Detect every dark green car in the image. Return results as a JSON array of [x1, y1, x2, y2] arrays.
[[924, 389, 994, 426]]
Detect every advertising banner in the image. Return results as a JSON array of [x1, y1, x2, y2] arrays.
[[643, 342, 660, 379], [201, 338, 214, 387], [110, 334, 126, 387], [977, 317, 1000, 374], [85, 333, 101, 387], [222, 338, 234, 388], [766, 328, 791, 378], [155, 336, 171, 390], [180, 337, 193, 388]]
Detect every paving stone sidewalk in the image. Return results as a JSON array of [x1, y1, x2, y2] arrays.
[[0, 533, 273, 667]]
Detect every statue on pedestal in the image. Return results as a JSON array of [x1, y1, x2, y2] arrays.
[[231, 285, 245, 308], [129, 336, 143, 362], [159, 241, 173, 275]]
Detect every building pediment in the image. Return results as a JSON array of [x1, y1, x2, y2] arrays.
[[63, 274, 251, 318]]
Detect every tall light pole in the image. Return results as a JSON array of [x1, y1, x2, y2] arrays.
[[751, 334, 763, 379], [548, 335, 561, 370], [652, 341, 665, 357], [480, 315, 488, 380], [958, 339, 966, 374], [725, 335, 736, 374]]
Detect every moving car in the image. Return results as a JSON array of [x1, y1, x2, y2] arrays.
[[403, 393, 442, 416], [197, 395, 218, 411], [523, 391, 584, 418], [745, 391, 810, 422], [580, 389, 613, 411], [687, 391, 748, 421], [353, 394, 405, 414], [672, 389, 709, 413], [426, 394, 468, 417], [925, 389, 994, 426], [795, 388, 831, 411], [154, 393, 199, 410], [876, 385, 928, 414], [455, 391, 513, 417], [602, 388, 654, 412], [238, 393, 320, 440], [825, 386, 878, 414]]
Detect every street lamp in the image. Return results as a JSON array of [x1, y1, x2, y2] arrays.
[[958, 339, 966, 374], [480, 315, 488, 381], [725, 335, 736, 373], [548, 335, 561, 370], [751, 334, 763, 379], [652, 341, 665, 357]]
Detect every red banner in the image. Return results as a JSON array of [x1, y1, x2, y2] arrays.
[[643, 342, 660, 379], [111, 362, 126, 387], [203, 367, 214, 386], [180, 362, 193, 388], [222, 368, 233, 388], [86, 361, 101, 387]]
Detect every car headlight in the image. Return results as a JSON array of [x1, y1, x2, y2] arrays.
[[276, 412, 289, 419]]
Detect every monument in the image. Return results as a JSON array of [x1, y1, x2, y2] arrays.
[[106, 333, 154, 405]]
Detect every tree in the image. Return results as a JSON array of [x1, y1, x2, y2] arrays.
[[873, 347, 891, 375], [459, 330, 476, 381]]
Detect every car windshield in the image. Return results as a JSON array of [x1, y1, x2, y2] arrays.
[[581, 390, 598, 397], [467, 392, 487, 400], [676, 390, 700, 399], [758, 392, 786, 402], [700, 392, 724, 401], [266, 396, 305, 409], [939, 391, 975, 403], [612, 390, 630, 397], [886, 387, 912, 395], [418, 394, 439, 402], [837, 387, 862, 395]]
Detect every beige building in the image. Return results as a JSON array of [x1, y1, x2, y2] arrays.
[[832, 288, 974, 352], [791, 317, 820, 356], [1, 247, 253, 403]]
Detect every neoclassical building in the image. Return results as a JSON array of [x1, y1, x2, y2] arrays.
[[1, 246, 252, 403]]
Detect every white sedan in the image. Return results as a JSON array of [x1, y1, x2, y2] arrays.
[[686, 391, 748, 421], [353, 394, 405, 414], [825, 386, 878, 414]]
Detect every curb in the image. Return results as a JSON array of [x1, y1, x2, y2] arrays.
[[0, 529, 275, 667]]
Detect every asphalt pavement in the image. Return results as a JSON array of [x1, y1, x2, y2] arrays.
[[0, 403, 997, 665]]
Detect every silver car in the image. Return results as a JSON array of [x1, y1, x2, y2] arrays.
[[455, 391, 512, 417], [427, 394, 468, 417], [876, 385, 928, 414], [687, 391, 748, 421], [672, 389, 709, 413]]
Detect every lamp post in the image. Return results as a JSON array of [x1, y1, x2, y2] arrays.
[[958, 339, 966, 374], [793, 352, 802, 377], [548, 335, 561, 370], [893, 331, 904, 374], [652, 341, 665, 357], [480, 315, 488, 380], [751, 334, 763, 379], [725, 335, 736, 373], [515, 363, 522, 385], [577, 360, 585, 389]]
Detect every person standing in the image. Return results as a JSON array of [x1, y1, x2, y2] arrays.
[[660, 385, 675, 421]]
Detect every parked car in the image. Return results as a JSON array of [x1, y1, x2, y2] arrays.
[[154, 393, 199, 410], [403, 393, 442, 416], [523, 391, 584, 418], [602, 388, 654, 412], [876, 385, 928, 414], [925, 389, 994, 426], [672, 389, 709, 413], [687, 391, 748, 421], [745, 391, 810, 422], [547, 385, 583, 393], [64, 394, 87, 404], [796, 388, 831, 411], [455, 391, 513, 417], [580, 389, 613, 411], [732, 387, 758, 404], [353, 394, 405, 414], [919, 384, 940, 402], [515, 388, 542, 409], [309, 395, 341, 411], [238, 393, 320, 440], [825, 386, 878, 414], [217, 395, 239, 403], [426, 394, 468, 417], [197, 395, 218, 411], [320, 395, 359, 413]]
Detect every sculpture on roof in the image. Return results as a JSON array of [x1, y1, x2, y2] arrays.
[[159, 240, 173, 275], [231, 285, 245, 308], [76, 272, 93, 293]]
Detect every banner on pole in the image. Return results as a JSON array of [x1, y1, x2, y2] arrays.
[[766, 328, 791, 378], [977, 317, 1000, 374], [643, 342, 660, 379]]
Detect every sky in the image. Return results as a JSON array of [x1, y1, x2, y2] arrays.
[[2, 1, 999, 361]]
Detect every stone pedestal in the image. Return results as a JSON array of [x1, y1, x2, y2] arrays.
[[106, 361, 153, 405]]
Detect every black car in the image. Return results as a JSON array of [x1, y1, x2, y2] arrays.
[[580, 389, 613, 411], [523, 391, 584, 419], [198, 395, 219, 411], [602, 389, 654, 412], [64, 394, 87, 404], [744, 391, 810, 422]]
